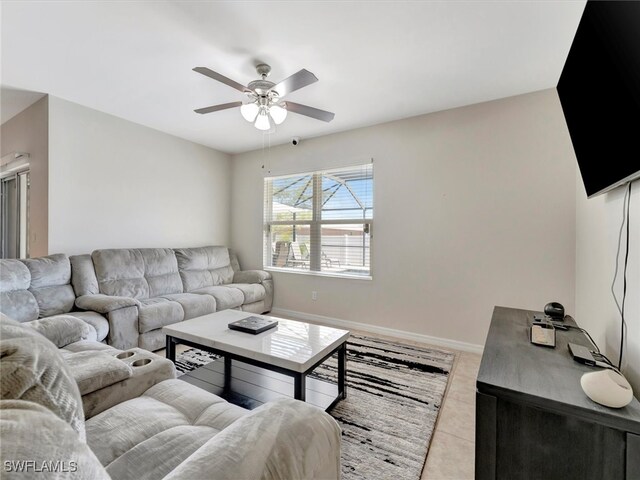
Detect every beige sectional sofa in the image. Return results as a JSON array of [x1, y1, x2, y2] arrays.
[[0, 249, 342, 480], [0, 315, 341, 480], [0, 246, 273, 352]]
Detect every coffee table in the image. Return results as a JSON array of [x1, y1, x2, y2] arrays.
[[163, 310, 350, 411]]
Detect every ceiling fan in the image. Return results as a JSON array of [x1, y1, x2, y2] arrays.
[[193, 63, 335, 130]]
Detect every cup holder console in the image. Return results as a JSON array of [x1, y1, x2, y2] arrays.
[[132, 358, 152, 367], [115, 351, 155, 368]]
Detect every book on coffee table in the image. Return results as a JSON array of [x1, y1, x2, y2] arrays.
[[228, 316, 278, 334]]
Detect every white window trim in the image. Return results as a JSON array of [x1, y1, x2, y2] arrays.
[[264, 266, 373, 281], [263, 164, 373, 279]]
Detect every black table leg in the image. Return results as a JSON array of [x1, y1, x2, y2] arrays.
[[294, 373, 306, 401], [338, 343, 347, 399], [166, 335, 176, 363], [224, 355, 231, 393]]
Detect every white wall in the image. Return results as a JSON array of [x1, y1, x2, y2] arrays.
[[231, 89, 577, 347], [48, 96, 231, 254], [576, 177, 640, 391], [1, 96, 49, 257]]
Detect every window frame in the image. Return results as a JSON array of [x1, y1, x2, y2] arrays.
[[263, 163, 373, 280]]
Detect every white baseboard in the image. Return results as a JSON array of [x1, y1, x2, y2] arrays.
[[270, 308, 484, 355]]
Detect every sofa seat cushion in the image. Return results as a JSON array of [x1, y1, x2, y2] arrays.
[[160, 293, 216, 320], [138, 298, 184, 334], [226, 283, 266, 304], [241, 300, 267, 314], [86, 379, 246, 479], [69, 311, 110, 342], [192, 286, 244, 310]]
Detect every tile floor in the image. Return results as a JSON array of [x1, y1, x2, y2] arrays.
[[159, 329, 481, 480], [421, 350, 480, 480]]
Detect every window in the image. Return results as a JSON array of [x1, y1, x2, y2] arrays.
[[263, 162, 373, 278]]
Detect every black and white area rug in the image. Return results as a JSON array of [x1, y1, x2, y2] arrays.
[[176, 334, 455, 480]]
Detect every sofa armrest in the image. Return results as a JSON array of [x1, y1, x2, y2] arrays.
[[81, 349, 175, 418], [75, 294, 140, 314], [164, 398, 341, 480], [233, 269, 272, 284], [64, 351, 133, 396], [27, 315, 98, 348]]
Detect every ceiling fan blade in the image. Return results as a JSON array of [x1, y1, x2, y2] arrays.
[[284, 101, 335, 122], [194, 101, 243, 114], [193, 67, 248, 93], [272, 69, 318, 97]]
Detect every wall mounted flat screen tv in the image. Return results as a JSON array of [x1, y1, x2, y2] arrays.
[[557, 1, 640, 198]]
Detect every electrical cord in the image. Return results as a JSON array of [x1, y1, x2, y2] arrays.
[[551, 316, 619, 370], [618, 182, 632, 369], [611, 184, 630, 316], [591, 352, 621, 373], [559, 316, 601, 354], [537, 310, 624, 373]]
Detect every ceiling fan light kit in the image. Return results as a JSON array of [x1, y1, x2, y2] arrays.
[[269, 104, 287, 124], [193, 63, 334, 130], [254, 110, 272, 131], [240, 103, 259, 122]]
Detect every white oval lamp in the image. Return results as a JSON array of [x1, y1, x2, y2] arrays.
[[580, 370, 633, 408]]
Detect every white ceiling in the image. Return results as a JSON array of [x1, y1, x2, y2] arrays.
[[1, 1, 585, 154]]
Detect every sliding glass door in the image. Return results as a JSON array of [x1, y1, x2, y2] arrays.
[[1, 170, 30, 259]]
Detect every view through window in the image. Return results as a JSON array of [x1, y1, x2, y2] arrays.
[[263, 162, 373, 277]]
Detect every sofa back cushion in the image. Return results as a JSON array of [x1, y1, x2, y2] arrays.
[[0, 259, 39, 322], [70, 254, 100, 296], [0, 400, 110, 479], [174, 246, 234, 292], [229, 249, 241, 272], [21, 254, 75, 318], [92, 248, 183, 299], [0, 315, 86, 441]]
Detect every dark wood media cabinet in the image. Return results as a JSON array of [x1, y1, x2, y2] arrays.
[[476, 306, 640, 479]]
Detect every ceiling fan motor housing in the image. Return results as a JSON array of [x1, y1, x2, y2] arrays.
[[247, 79, 277, 96]]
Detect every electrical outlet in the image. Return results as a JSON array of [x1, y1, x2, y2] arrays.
[[311, 291, 318, 301]]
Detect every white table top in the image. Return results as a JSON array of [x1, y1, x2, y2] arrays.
[[163, 310, 350, 373]]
